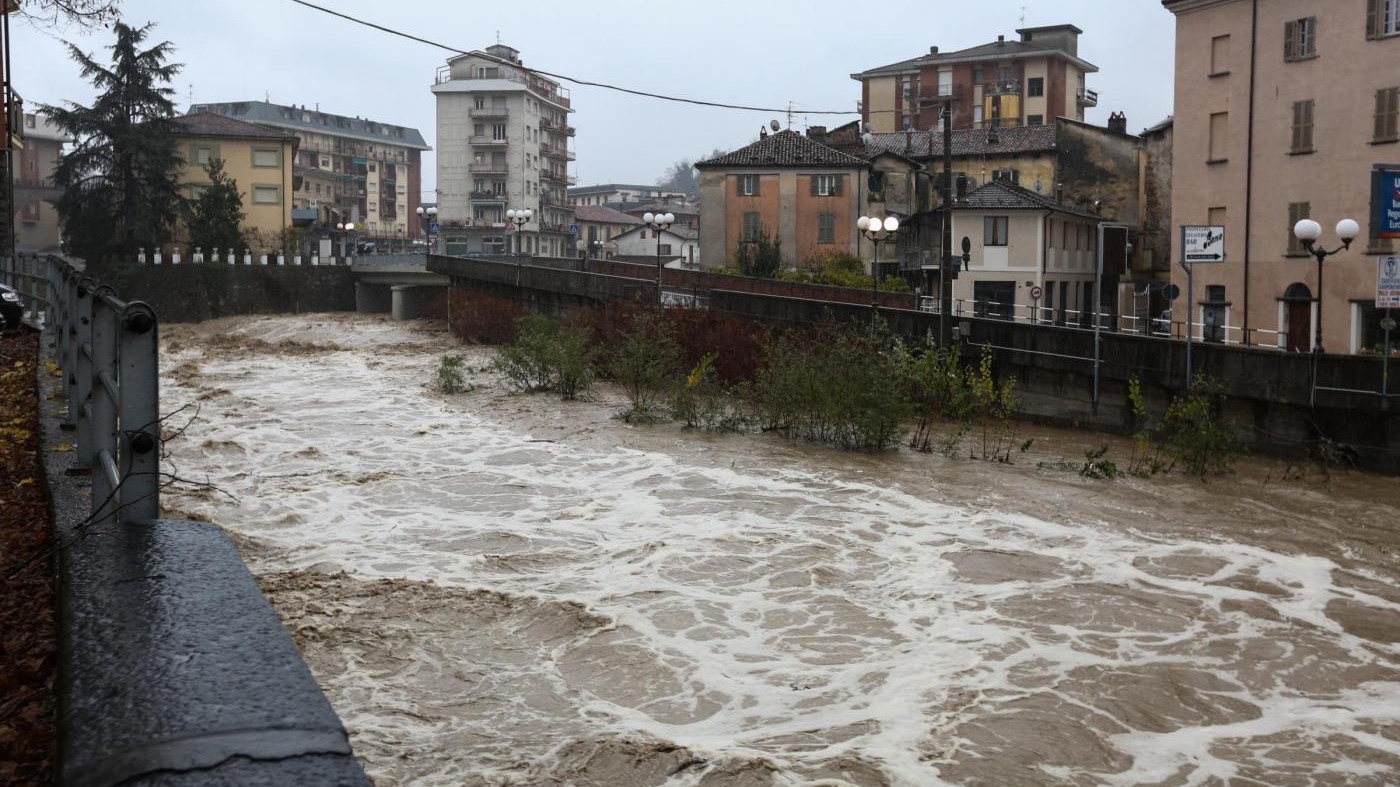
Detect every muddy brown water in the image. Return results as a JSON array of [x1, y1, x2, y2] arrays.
[[158, 314, 1400, 787]]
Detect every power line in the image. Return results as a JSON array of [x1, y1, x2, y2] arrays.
[[284, 0, 871, 116]]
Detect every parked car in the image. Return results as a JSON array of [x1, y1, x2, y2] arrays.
[[0, 283, 24, 331]]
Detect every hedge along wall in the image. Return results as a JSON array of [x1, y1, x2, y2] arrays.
[[82, 261, 357, 324]]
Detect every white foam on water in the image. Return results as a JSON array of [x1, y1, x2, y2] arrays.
[[161, 315, 1400, 787]]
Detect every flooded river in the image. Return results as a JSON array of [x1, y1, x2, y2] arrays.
[[160, 314, 1400, 786]]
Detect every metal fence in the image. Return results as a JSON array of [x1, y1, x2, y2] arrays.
[[3, 254, 161, 525]]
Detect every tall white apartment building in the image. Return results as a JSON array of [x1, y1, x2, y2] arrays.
[[431, 44, 576, 257]]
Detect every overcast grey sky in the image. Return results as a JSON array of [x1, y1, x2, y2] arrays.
[[10, 0, 1176, 198]]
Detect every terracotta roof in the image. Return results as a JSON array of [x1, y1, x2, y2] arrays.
[[853, 35, 1097, 79], [865, 123, 1059, 159], [573, 204, 642, 224], [955, 180, 1099, 219], [695, 130, 869, 169], [166, 112, 298, 141]]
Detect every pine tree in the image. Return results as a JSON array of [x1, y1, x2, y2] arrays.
[[186, 158, 246, 254], [44, 22, 183, 261]]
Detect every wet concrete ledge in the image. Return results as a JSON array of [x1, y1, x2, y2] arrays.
[[40, 353, 370, 786]]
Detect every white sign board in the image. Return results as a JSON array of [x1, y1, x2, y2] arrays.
[[1181, 225, 1226, 263], [1378, 256, 1400, 308]]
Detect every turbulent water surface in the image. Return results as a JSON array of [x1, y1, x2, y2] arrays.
[[159, 314, 1400, 787]]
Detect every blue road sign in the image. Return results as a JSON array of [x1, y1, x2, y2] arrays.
[[428, 221, 441, 234], [1374, 167, 1400, 239], [569, 224, 580, 234]]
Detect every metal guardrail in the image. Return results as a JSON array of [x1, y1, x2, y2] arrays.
[[3, 254, 161, 525]]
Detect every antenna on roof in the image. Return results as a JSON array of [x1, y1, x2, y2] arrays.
[[1021, 5, 1026, 27], [496, 30, 501, 44], [786, 102, 794, 129]]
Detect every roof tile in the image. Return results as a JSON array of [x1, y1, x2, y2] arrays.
[[696, 130, 869, 169]]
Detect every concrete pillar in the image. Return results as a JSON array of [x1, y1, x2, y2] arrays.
[[153, 249, 162, 265], [391, 285, 447, 321], [244, 250, 252, 265], [171, 247, 181, 265], [138, 248, 147, 264]]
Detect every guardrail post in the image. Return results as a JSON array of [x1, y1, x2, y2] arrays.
[[63, 271, 81, 427], [73, 278, 95, 471], [118, 303, 160, 522], [90, 288, 119, 523]]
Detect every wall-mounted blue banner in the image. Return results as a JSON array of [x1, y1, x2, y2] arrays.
[[1375, 166, 1400, 239]]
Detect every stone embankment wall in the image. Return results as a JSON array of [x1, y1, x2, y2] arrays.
[[83, 260, 356, 323]]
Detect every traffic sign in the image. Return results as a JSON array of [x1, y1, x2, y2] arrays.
[[1166, 284, 1181, 300], [1378, 256, 1400, 308], [568, 224, 579, 235], [1029, 285, 1043, 300], [428, 221, 441, 234], [1181, 225, 1226, 263]]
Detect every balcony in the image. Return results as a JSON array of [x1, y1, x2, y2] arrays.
[[914, 83, 963, 104], [469, 135, 508, 146], [540, 143, 569, 160], [540, 170, 576, 186], [540, 193, 567, 208], [470, 190, 506, 203], [5, 90, 23, 149], [468, 161, 510, 174], [1077, 87, 1099, 107], [469, 106, 509, 119], [983, 80, 1021, 96]]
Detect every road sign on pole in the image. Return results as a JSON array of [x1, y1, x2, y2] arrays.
[[428, 221, 441, 234], [1181, 225, 1226, 263], [568, 224, 580, 235], [1378, 256, 1400, 308]]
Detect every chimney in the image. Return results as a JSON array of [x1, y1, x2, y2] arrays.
[[997, 34, 1005, 42], [1107, 111, 1128, 134], [807, 125, 827, 138], [929, 46, 939, 54]]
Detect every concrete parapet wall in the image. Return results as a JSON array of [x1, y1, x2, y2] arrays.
[[83, 261, 356, 323]]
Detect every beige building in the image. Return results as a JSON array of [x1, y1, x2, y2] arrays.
[[573, 204, 640, 256], [853, 25, 1098, 134], [950, 180, 1103, 321], [167, 112, 298, 249], [1164, 0, 1400, 354], [188, 101, 430, 249], [431, 44, 576, 257], [13, 112, 69, 253]]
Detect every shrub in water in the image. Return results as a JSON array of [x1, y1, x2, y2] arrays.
[[607, 312, 679, 423], [492, 314, 559, 393], [1156, 377, 1238, 477], [436, 353, 467, 394], [669, 353, 750, 432]]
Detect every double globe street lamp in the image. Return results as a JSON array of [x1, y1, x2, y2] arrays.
[[505, 208, 532, 256], [857, 215, 900, 315], [1292, 217, 1359, 354], [643, 211, 676, 305], [336, 221, 356, 261], [415, 205, 438, 251]]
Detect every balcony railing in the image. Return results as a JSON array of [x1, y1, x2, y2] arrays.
[[983, 80, 1021, 96], [469, 106, 509, 118], [6, 90, 24, 147], [468, 162, 509, 174], [470, 191, 506, 202], [1077, 87, 1099, 107], [469, 135, 508, 146], [540, 143, 568, 159], [914, 83, 963, 103]]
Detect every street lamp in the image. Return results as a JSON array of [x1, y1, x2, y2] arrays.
[[415, 205, 438, 251], [643, 211, 675, 305], [857, 215, 899, 317], [336, 222, 355, 261], [505, 208, 532, 256], [1293, 217, 1359, 354]]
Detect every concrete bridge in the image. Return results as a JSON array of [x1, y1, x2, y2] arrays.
[[350, 253, 448, 320]]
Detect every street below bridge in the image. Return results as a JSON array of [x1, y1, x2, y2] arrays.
[[159, 313, 1400, 787]]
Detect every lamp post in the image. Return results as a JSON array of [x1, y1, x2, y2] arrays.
[[1292, 217, 1360, 355], [858, 215, 899, 319], [415, 205, 438, 252], [336, 222, 355, 261], [643, 211, 675, 306], [505, 208, 532, 256]]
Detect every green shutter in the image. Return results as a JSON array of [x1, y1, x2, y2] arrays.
[[736, 176, 743, 197], [1367, 0, 1379, 39], [810, 175, 818, 196], [1284, 20, 1296, 60], [833, 175, 843, 196]]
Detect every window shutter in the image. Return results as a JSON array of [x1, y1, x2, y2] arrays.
[[736, 176, 743, 197], [1291, 103, 1302, 151], [1303, 100, 1314, 149], [1378, 89, 1389, 141], [810, 176, 818, 196], [751, 176, 759, 196], [1284, 20, 1296, 60], [1389, 88, 1400, 139], [1367, 0, 1379, 39], [833, 175, 843, 196]]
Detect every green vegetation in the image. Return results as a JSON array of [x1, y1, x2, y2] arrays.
[[1155, 377, 1239, 477], [436, 354, 468, 394], [669, 353, 750, 432], [734, 227, 782, 278], [186, 158, 246, 254], [492, 314, 595, 400], [780, 249, 912, 293], [606, 313, 678, 422]]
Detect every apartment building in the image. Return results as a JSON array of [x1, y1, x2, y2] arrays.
[[568, 183, 688, 208], [431, 44, 576, 257], [13, 112, 69, 253], [1163, 0, 1400, 354], [852, 25, 1099, 134], [187, 101, 430, 246], [166, 112, 298, 249]]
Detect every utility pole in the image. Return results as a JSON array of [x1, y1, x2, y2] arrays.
[[940, 104, 954, 346]]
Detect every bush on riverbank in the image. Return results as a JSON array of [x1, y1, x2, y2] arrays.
[[492, 314, 595, 400]]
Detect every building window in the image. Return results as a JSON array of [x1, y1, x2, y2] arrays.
[[972, 65, 983, 84], [196, 147, 214, 165], [1376, 87, 1400, 142], [1210, 34, 1232, 75], [738, 174, 760, 196], [493, 124, 507, 140], [991, 169, 1019, 184], [252, 185, 280, 204], [1027, 77, 1044, 97], [1287, 202, 1311, 255], [811, 174, 843, 196], [1027, 114, 1044, 126], [658, 244, 673, 255], [1284, 17, 1317, 61], [741, 211, 761, 241], [1367, 0, 1400, 39], [1291, 100, 1315, 153], [984, 216, 1009, 246], [252, 148, 280, 167], [818, 212, 835, 244], [1208, 112, 1229, 162]]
